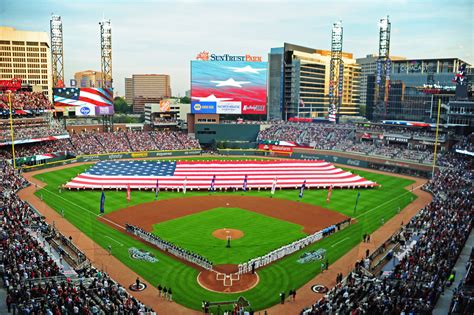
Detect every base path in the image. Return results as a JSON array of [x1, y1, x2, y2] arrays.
[[101, 195, 349, 234]]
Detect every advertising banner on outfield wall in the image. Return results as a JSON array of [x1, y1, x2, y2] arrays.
[[258, 144, 293, 153], [216, 101, 241, 114]]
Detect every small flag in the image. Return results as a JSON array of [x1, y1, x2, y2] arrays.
[[183, 176, 187, 194], [326, 185, 333, 203], [299, 180, 306, 198], [210, 175, 216, 192], [126, 184, 131, 202], [354, 191, 361, 213], [271, 177, 277, 195], [100, 191, 105, 214], [155, 178, 159, 199], [242, 175, 248, 192]]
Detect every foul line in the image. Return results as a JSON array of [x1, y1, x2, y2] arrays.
[[355, 183, 424, 220], [331, 237, 350, 248], [27, 181, 125, 231], [105, 235, 124, 246]]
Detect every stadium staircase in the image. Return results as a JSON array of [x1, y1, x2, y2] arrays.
[[93, 134, 109, 153]]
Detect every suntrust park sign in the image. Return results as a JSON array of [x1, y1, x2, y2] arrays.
[[196, 51, 262, 62]]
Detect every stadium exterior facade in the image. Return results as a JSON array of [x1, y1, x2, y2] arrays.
[[267, 43, 360, 120]]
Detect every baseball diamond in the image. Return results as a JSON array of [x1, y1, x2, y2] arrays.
[[2, 7, 472, 314], [17, 156, 433, 313]]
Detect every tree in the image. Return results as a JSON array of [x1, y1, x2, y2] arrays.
[[113, 96, 131, 114], [180, 96, 191, 104]]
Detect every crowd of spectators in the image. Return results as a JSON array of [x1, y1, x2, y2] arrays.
[[69, 133, 107, 155], [257, 122, 452, 164], [0, 126, 67, 142], [0, 162, 155, 314], [0, 92, 52, 112], [301, 153, 473, 314], [0, 139, 74, 159], [453, 132, 474, 152], [0, 129, 202, 160], [126, 224, 213, 270], [126, 131, 158, 152], [94, 132, 131, 153]]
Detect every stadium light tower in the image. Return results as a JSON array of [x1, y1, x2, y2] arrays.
[[329, 20, 343, 123], [374, 16, 391, 119], [50, 14, 65, 88], [99, 19, 113, 89]]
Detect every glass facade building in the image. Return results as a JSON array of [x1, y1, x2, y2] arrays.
[[268, 43, 360, 121], [366, 58, 472, 122]]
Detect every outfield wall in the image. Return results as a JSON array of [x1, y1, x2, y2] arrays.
[[20, 149, 202, 172]]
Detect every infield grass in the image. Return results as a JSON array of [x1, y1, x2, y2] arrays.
[[32, 157, 418, 311], [152, 207, 307, 264]]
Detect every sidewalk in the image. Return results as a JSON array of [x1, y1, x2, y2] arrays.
[[433, 229, 474, 315]]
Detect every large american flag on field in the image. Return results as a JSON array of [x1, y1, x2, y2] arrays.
[[65, 160, 377, 190], [53, 88, 113, 107]]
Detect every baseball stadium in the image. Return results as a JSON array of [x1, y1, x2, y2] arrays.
[[1, 7, 473, 315]]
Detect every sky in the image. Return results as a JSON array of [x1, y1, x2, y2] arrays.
[[1, 0, 473, 96]]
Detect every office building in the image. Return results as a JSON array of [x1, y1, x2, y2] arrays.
[[268, 43, 360, 120], [124, 74, 171, 113], [74, 70, 105, 88], [0, 26, 52, 97], [125, 77, 133, 105], [366, 57, 472, 122], [356, 54, 406, 109]]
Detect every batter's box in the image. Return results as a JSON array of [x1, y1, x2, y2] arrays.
[[216, 273, 237, 286]]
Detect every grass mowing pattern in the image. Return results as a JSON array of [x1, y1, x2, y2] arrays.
[[33, 159, 417, 311], [152, 207, 307, 265]]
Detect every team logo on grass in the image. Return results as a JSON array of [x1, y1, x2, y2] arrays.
[[128, 247, 158, 263], [311, 284, 328, 293], [297, 248, 326, 264]]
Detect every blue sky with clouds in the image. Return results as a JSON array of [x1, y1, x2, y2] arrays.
[[1, 0, 472, 96]]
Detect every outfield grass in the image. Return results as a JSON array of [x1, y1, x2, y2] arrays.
[[32, 158, 417, 311], [152, 207, 307, 264]]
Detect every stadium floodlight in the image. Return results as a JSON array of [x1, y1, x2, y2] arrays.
[[329, 20, 343, 123], [99, 19, 113, 89], [50, 14, 65, 88]]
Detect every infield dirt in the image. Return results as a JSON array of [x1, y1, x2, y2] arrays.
[[100, 195, 349, 234]]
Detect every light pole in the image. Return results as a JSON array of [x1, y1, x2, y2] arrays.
[[7, 91, 17, 169]]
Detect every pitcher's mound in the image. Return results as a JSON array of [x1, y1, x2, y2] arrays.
[[197, 264, 259, 293], [212, 228, 244, 240]]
